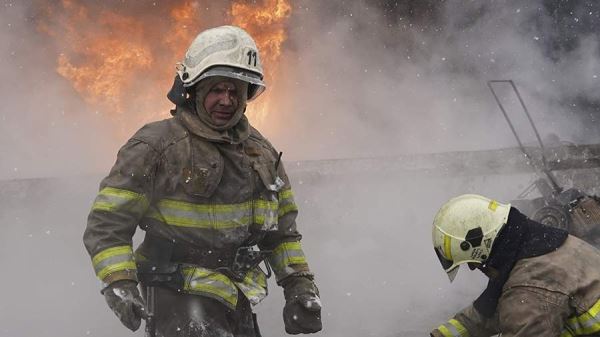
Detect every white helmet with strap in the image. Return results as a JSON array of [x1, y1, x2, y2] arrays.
[[432, 194, 510, 282], [176, 25, 266, 101]]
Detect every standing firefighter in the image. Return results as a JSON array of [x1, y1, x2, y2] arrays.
[[83, 25, 322, 337], [430, 194, 600, 337]]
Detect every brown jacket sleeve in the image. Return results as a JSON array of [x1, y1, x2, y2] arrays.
[[431, 304, 499, 337], [258, 157, 312, 284], [497, 287, 570, 337], [83, 138, 159, 285]]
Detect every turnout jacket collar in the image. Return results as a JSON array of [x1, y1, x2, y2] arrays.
[[176, 106, 250, 144], [473, 207, 569, 317]]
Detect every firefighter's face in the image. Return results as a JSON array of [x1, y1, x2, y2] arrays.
[[203, 81, 239, 126]]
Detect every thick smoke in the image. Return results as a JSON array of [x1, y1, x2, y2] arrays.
[[1, 1, 599, 337], [268, 0, 600, 161], [0, 1, 119, 180]]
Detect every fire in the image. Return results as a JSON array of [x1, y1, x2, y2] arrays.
[[231, 0, 292, 122], [38, 0, 292, 133]]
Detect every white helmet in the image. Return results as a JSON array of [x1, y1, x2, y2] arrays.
[[432, 194, 510, 282], [176, 25, 266, 100]]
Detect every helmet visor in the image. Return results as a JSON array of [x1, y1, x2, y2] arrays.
[[434, 247, 459, 282]]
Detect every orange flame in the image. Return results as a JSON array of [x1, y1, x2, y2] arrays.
[[39, 0, 292, 134], [231, 0, 292, 123]]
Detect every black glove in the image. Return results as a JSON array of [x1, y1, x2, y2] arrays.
[[103, 280, 147, 331], [281, 276, 322, 335]]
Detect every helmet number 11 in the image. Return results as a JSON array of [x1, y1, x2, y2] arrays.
[[247, 50, 258, 67]]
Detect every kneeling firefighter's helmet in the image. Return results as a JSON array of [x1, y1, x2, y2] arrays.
[[432, 194, 510, 281], [176, 25, 266, 101]]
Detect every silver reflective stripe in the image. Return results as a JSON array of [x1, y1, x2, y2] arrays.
[[151, 199, 253, 229], [436, 319, 468, 337], [235, 267, 268, 305], [156, 200, 252, 228], [564, 297, 600, 335], [445, 323, 461, 337], [92, 187, 148, 216], [254, 199, 279, 230], [270, 248, 306, 271], [278, 188, 298, 217], [183, 267, 239, 308], [93, 254, 134, 275], [268, 242, 308, 280], [91, 246, 136, 281]]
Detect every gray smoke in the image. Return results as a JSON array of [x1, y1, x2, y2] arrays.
[[1, 1, 599, 336], [268, 0, 600, 160]]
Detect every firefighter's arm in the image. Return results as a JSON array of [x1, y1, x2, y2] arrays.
[[497, 287, 569, 337], [83, 139, 159, 286], [259, 160, 322, 334], [431, 304, 500, 337], [259, 160, 311, 283]]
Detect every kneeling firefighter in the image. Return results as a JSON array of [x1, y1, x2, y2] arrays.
[[430, 194, 600, 337], [83, 25, 322, 337]]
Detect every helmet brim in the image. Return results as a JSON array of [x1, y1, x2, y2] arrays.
[[434, 246, 461, 282], [446, 265, 460, 282], [184, 66, 266, 101]]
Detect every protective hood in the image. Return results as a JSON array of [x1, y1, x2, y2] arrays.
[[174, 76, 250, 144], [472, 207, 569, 317]]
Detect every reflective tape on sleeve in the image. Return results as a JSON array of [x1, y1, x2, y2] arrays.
[[278, 188, 298, 217], [437, 319, 469, 337], [92, 245, 136, 281], [268, 241, 308, 280], [564, 298, 600, 336], [254, 199, 279, 230], [92, 187, 149, 217]]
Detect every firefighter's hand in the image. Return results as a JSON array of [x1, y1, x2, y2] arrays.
[[281, 276, 322, 334], [103, 280, 147, 331], [283, 294, 322, 334]]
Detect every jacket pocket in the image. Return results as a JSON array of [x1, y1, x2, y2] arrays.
[[180, 138, 224, 198]]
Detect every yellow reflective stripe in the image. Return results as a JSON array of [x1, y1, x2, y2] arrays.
[[443, 235, 453, 260], [235, 267, 268, 306], [92, 187, 148, 215], [97, 261, 137, 281], [158, 199, 251, 213], [150, 212, 252, 229], [254, 199, 278, 209], [254, 198, 278, 230], [449, 319, 469, 337], [182, 266, 238, 308], [92, 246, 133, 266], [151, 199, 251, 229], [278, 188, 298, 217], [278, 203, 298, 217], [279, 188, 294, 200], [150, 198, 284, 229], [92, 246, 136, 280], [269, 241, 308, 279], [565, 298, 600, 335], [436, 319, 468, 337], [437, 325, 455, 337]]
